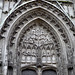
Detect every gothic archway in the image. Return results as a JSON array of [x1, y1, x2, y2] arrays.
[[0, 0, 75, 75], [16, 18, 64, 75], [7, 66, 13, 75]]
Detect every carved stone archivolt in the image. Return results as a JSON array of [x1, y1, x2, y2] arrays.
[[1, 1, 73, 65], [8, 9, 70, 47], [0, 0, 74, 75], [0, 0, 75, 38], [66, 44, 74, 67]]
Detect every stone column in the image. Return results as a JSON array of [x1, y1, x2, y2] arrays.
[[3, 66, 7, 75], [38, 68, 42, 75], [13, 47, 17, 75], [13, 59, 17, 75], [13, 68, 17, 75]]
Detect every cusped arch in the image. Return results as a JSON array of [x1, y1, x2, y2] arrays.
[[0, 0, 73, 51], [15, 17, 62, 49]]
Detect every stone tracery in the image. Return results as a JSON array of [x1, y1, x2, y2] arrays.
[[9, 8, 70, 47], [15, 19, 66, 75], [19, 23, 57, 65], [0, 0, 75, 75]]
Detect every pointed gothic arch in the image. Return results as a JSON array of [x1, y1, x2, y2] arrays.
[[21, 69, 37, 75], [15, 17, 67, 75], [0, 0, 75, 75]]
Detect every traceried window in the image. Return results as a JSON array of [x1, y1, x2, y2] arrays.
[[21, 24, 57, 66]]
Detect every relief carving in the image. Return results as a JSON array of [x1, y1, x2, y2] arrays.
[[16, 22, 59, 68], [67, 47, 74, 67]]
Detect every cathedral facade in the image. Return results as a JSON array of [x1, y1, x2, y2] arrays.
[[0, 0, 75, 75]]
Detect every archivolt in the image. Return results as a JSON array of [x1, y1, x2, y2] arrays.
[[15, 17, 62, 49], [0, 0, 75, 36], [0, 0, 74, 66], [6, 7, 71, 47], [0, 1, 74, 48]]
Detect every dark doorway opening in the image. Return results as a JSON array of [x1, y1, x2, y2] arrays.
[[22, 69, 37, 75], [42, 69, 57, 75], [7, 66, 13, 75]]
